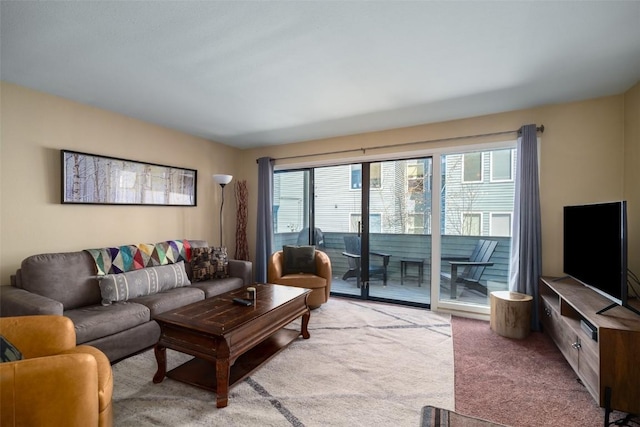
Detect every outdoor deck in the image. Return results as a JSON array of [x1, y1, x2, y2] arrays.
[[330, 276, 505, 306], [276, 231, 511, 307]]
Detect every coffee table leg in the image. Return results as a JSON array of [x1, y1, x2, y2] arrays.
[[301, 310, 311, 339], [153, 344, 167, 383], [216, 358, 230, 408]]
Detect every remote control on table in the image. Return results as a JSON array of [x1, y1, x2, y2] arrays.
[[232, 297, 253, 306]]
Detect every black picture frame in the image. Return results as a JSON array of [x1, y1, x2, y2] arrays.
[[61, 150, 197, 206]]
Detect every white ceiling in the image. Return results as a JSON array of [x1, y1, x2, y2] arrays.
[[2, 1, 639, 149]]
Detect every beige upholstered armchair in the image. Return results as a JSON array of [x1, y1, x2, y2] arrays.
[[0, 315, 113, 427], [268, 248, 332, 309]]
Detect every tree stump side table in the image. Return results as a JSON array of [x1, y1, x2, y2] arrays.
[[490, 291, 533, 339]]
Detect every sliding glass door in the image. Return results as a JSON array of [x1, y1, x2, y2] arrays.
[[366, 159, 432, 305], [436, 147, 515, 310], [273, 158, 433, 307], [272, 170, 312, 250], [272, 143, 516, 313]]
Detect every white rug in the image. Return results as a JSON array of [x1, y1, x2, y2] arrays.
[[112, 297, 455, 426]]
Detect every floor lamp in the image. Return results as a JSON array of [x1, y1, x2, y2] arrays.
[[213, 174, 233, 247]]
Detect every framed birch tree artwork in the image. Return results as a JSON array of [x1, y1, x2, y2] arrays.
[[61, 150, 197, 206]]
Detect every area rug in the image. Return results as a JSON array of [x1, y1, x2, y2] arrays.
[[112, 298, 454, 426], [421, 406, 507, 427]]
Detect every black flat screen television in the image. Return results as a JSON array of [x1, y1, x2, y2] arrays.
[[563, 201, 638, 316]]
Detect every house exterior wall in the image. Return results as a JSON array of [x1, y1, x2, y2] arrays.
[[276, 159, 436, 235], [442, 148, 516, 236]]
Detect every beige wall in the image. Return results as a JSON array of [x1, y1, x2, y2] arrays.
[[242, 92, 632, 278], [2, 80, 638, 285], [625, 82, 640, 274], [0, 82, 240, 284]]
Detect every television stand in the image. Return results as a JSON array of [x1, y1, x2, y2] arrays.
[[539, 277, 640, 427], [596, 302, 640, 317], [596, 302, 618, 315]]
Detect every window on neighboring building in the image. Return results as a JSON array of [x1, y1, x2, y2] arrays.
[[350, 163, 382, 189], [491, 149, 513, 182], [350, 213, 382, 233], [406, 214, 427, 234], [462, 212, 482, 235], [490, 213, 511, 237], [407, 163, 425, 194], [462, 152, 482, 182], [462, 152, 483, 183]]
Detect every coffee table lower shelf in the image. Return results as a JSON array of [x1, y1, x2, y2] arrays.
[[166, 328, 300, 392]]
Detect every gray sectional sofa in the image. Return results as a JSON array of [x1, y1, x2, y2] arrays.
[[0, 240, 252, 362]]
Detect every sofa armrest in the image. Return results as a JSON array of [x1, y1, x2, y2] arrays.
[[0, 353, 100, 427], [61, 345, 113, 420], [0, 286, 64, 317], [316, 250, 332, 297], [228, 259, 252, 285], [267, 252, 284, 282]]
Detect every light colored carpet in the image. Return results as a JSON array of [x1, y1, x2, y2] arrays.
[[112, 297, 454, 426]]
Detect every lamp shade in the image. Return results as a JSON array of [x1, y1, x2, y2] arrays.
[[213, 174, 233, 185]]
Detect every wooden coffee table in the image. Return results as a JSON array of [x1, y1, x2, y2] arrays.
[[152, 283, 311, 408]]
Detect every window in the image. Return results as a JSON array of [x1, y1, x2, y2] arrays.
[[350, 213, 382, 233], [406, 214, 426, 234], [462, 212, 482, 236], [350, 163, 382, 189], [462, 152, 482, 183], [490, 213, 511, 237], [407, 163, 424, 194], [370, 163, 381, 188], [491, 149, 513, 182]]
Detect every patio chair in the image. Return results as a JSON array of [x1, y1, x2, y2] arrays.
[[296, 227, 325, 249], [341, 235, 391, 287], [440, 239, 497, 299], [267, 247, 331, 309]]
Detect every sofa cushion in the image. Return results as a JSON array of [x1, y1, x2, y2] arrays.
[[273, 274, 327, 289], [98, 261, 191, 304], [283, 245, 317, 275], [191, 277, 244, 298], [19, 251, 101, 310], [130, 286, 205, 317], [64, 302, 151, 344], [190, 247, 229, 282]]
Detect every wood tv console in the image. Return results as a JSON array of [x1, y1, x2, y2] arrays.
[[539, 277, 640, 422]]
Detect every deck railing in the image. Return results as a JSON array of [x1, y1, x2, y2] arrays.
[[274, 232, 510, 287]]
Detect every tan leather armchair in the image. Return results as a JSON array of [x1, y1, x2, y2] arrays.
[[268, 249, 332, 309], [0, 315, 113, 427]]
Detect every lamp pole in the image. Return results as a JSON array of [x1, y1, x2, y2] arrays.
[[213, 174, 233, 247], [218, 183, 226, 247]]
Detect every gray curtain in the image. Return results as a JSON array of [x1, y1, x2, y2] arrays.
[[255, 157, 274, 282], [509, 124, 542, 331]]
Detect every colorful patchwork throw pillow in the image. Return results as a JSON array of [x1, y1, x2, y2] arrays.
[[190, 247, 229, 282], [86, 240, 192, 275]]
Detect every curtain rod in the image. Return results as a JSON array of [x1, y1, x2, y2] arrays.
[[257, 124, 543, 163]]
